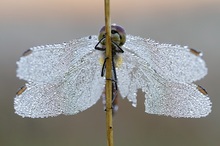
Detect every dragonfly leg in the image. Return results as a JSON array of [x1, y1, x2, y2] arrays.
[[112, 57, 118, 90], [102, 56, 118, 88], [101, 57, 108, 77], [112, 41, 124, 53], [111, 58, 119, 115], [101, 56, 118, 90], [95, 36, 106, 51]]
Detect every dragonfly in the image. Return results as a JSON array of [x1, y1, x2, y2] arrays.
[[15, 24, 212, 118]]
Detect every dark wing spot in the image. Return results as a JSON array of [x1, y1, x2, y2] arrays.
[[22, 49, 32, 56], [16, 85, 27, 96], [190, 48, 202, 56], [197, 85, 208, 95]]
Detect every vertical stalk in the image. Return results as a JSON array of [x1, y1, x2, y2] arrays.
[[104, 0, 113, 146]]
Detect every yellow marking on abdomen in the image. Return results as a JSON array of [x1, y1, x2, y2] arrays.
[[115, 56, 123, 68]]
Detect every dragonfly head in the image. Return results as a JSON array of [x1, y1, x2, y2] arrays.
[[98, 24, 126, 47]]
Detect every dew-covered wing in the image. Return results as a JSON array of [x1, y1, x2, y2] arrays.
[[16, 35, 98, 84], [15, 83, 66, 118], [144, 79, 211, 118], [15, 35, 105, 118], [124, 35, 207, 83], [117, 50, 211, 118]]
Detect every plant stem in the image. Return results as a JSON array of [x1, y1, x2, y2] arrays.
[[104, 0, 113, 146]]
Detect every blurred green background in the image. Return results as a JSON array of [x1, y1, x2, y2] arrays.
[[1, 0, 219, 145]]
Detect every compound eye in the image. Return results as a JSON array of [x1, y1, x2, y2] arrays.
[[111, 24, 126, 46], [98, 26, 106, 42], [111, 30, 117, 34]]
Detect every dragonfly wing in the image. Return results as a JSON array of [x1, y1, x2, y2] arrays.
[[61, 48, 105, 115], [15, 83, 65, 118], [118, 49, 211, 118], [117, 50, 150, 107], [116, 54, 131, 99], [144, 80, 212, 118], [124, 35, 207, 83], [15, 35, 105, 118], [16, 35, 98, 84]]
